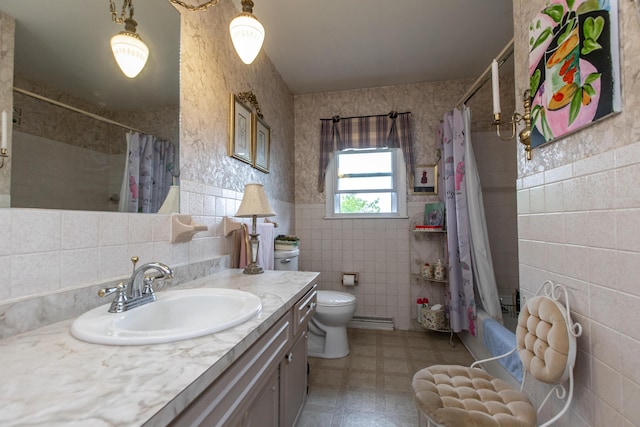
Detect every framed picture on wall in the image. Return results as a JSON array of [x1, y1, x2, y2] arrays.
[[229, 94, 253, 165], [412, 164, 438, 195], [528, 0, 621, 150], [252, 114, 270, 173]]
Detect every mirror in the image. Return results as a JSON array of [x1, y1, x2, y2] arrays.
[[0, 0, 180, 212]]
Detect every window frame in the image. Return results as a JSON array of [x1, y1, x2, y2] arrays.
[[324, 147, 408, 219]]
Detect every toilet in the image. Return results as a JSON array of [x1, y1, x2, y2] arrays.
[[307, 290, 357, 359], [273, 248, 299, 271], [272, 248, 356, 359]]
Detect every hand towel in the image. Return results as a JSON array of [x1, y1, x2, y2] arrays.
[[256, 222, 275, 270]]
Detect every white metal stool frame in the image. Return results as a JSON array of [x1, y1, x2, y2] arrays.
[[413, 280, 583, 427]]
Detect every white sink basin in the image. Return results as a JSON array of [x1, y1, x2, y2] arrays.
[[70, 288, 262, 345]]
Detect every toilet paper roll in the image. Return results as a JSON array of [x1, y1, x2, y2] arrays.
[[342, 274, 356, 286]]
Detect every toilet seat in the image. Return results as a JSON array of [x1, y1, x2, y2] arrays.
[[316, 291, 355, 307]]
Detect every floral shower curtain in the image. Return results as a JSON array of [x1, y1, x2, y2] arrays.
[[441, 109, 475, 334], [119, 132, 176, 213], [441, 107, 501, 334]]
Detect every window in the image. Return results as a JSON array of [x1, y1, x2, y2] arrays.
[[325, 148, 407, 218]]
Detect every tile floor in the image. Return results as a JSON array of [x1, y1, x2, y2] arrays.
[[296, 328, 475, 427]]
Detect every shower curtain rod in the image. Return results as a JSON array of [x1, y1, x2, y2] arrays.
[[13, 87, 145, 134], [321, 111, 411, 121], [456, 38, 514, 107]]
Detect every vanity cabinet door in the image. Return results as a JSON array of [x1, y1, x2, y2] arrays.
[[279, 330, 308, 427], [235, 368, 279, 427], [169, 313, 291, 427]]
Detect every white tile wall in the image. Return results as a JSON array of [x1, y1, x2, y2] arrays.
[[517, 140, 640, 426], [0, 180, 294, 306], [10, 132, 119, 211], [295, 203, 416, 330]]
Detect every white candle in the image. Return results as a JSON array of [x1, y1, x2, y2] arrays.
[[1, 110, 7, 150], [491, 59, 501, 114]]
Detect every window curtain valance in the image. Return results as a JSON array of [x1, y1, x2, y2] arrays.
[[318, 111, 414, 192]]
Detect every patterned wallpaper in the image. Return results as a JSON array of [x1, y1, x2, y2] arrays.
[[12, 75, 179, 155], [179, 3, 295, 204], [293, 73, 516, 205], [2, 2, 295, 207]]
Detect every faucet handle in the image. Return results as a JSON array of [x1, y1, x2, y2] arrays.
[[108, 283, 128, 313], [98, 282, 129, 313], [142, 275, 155, 295], [98, 282, 125, 298]]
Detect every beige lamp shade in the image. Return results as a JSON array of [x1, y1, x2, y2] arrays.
[[235, 183, 276, 218]]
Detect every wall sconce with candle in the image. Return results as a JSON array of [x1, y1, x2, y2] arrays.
[[0, 110, 9, 169], [491, 59, 533, 161]]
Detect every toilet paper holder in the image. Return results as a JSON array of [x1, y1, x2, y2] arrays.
[[342, 272, 359, 286]]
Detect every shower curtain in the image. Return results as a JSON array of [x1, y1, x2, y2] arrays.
[[119, 132, 176, 213], [441, 107, 501, 335]]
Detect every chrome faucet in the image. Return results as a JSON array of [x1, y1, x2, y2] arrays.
[[98, 256, 174, 313]]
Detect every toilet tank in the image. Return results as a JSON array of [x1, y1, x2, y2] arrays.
[[274, 248, 299, 271]]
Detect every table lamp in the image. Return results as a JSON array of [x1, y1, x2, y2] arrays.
[[235, 183, 276, 274]]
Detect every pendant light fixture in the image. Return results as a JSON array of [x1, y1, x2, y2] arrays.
[[109, 0, 149, 78], [170, 0, 264, 65], [229, 0, 265, 64]]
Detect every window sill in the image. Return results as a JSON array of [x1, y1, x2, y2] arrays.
[[323, 215, 409, 220]]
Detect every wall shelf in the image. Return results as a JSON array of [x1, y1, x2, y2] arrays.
[[409, 213, 453, 345], [411, 274, 448, 285]]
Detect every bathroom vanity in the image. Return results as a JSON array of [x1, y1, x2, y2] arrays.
[[0, 269, 318, 426]]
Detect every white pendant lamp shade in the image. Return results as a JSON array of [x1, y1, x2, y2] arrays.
[[229, 13, 265, 65], [111, 32, 149, 78]]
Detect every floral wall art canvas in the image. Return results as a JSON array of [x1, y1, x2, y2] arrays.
[[528, 0, 621, 149]]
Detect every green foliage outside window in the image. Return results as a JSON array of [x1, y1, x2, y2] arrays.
[[340, 194, 380, 213]]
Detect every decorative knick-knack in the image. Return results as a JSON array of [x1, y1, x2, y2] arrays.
[[421, 263, 434, 279], [434, 259, 446, 281]]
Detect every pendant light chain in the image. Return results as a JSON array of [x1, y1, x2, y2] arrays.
[[168, 0, 223, 12], [108, 0, 149, 78], [109, 0, 134, 24]]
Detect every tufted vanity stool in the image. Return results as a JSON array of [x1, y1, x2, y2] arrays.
[[412, 281, 582, 427]]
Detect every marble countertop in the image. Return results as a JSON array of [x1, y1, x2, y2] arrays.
[[0, 269, 319, 427]]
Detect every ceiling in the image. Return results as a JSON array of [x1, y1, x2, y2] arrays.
[[0, 0, 513, 108], [257, 0, 514, 94]]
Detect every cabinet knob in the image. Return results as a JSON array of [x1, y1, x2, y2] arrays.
[[286, 352, 293, 363]]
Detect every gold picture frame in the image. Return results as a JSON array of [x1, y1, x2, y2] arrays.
[[252, 114, 270, 173], [411, 164, 438, 195], [229, 94, 253, 165]]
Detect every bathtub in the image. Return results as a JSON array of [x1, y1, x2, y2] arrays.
[[458, 308, 521, 389]]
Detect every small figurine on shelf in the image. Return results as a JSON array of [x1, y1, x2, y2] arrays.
[[421, 263, 434, 279]]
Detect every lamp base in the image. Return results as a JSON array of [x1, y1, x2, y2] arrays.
[[243, 262, 264, 274]]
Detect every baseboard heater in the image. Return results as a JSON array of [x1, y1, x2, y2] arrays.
[[348, 315, 394, 330]]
